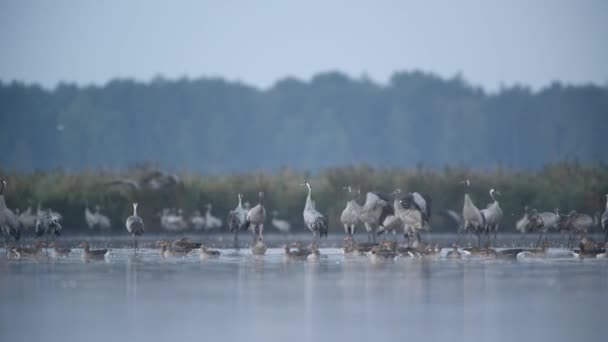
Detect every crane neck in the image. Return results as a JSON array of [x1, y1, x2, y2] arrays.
[[305, 190, 313, 209], [133, 204, 138, 216], [0, 181, 4, 195]]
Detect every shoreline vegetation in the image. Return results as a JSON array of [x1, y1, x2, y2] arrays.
[[2, 161, 607, 234]]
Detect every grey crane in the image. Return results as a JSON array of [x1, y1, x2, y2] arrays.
[[359, 191, 393, 242], [245, 192, 267, 239], [559, 210, 596, 247], [602, 194, 608, 242], [17, 206, 37, 233], [271, 210, 291, 234], [35, 209, 62, 254], [227, 193, 247, 250], [125, 202, 145, 253], [85, 205, 111, 232], [480, 189, 503, 245], [340, 186, 362, 236], [204, 204, 222, 231], [396, 191, 427, 246], [0, 180, 22, 253], [302, 182, 328, 243], [527, 208, 561, 247], [461, 180, 486, 247]]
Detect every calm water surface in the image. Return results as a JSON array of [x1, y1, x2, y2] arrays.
[[1, 235, 606, 342]]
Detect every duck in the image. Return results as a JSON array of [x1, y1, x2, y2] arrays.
[[251, 235, 267, 256], [80, 242, 110, 260], [199, 244, 221, 259], [49, 242, 71, 258]]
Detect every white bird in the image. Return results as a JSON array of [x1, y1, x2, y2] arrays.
[[340, 186, 362, 236], [0, 180, 22, 252], [227, 193, 247, 250], [245, 192, 266, 238], [189, 210, 206, 230], [359, 191, 393, 242], [204, 204, 222, 231], [85, 205, 111, 232], [271, 210, 291, 234], [125, 202, 144, 253], [160, 208, 188, 232], [302, 182, 328, 243], [16, 206, 37, 233], [480, 189, 503, 245], [602, 194, 608, 242], [461, 180, 485, 247]]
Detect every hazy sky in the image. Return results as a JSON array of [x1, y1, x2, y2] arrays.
[[1, 0, 607, 90]]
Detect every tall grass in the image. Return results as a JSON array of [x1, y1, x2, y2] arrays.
[[2, 161, 607, 234]]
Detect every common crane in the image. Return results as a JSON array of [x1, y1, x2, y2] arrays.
[[35, 209, 62, 254], [189, 210, 205, 230], [340, 186, 362, 236], [204, 204, 222, 231], [85, 205, 111, 232], [125, 203, 144, 253], [527, 208, 561, 247], [359, 191, 393, 242], [602, 194, 608, 242], [227, 193, 247, 250], [245, 192, 266, 238], [480, 189, 503, 245], [302, 182, 328, 243], [271, 210, 291, 234], [461, 180, 485, 247], [0, 180, 22, 252]]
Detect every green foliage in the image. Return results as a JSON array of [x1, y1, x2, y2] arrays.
[[1, 162, 607, 234], [1, 72, 607, 171]]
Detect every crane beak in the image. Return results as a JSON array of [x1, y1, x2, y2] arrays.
[[495, 191, 502, 196]]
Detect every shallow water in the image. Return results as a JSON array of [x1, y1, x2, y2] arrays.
[[1, 235, 607, 342]]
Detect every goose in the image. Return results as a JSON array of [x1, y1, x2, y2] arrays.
[[343, 235, 377, 255], [156, 240, 191, 258], [516, 240, 549, 259], [199, 244, 221, 259], [251, 235, 267, 256], [125, 203, 144, 253], [340, 186, 362, 236], [284, 241, 316, 260], [204, 204, 223, 231], [0, 180, 22, 252], [461, 180, 485, 247], [171, 237, 202, 252], [245, 192, 266, 238], [271, 210, 291, 234], [367, 245, 397, 262], [9, 241, 44, 258], [302, 182, 328, 243], [80, 242, 110, 260], [480, 189, 503, 245], [446, 245, 462, 259], [49, 242, 71, 258]]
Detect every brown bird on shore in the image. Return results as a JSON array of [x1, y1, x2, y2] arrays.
[[80, 241, 110, 260]]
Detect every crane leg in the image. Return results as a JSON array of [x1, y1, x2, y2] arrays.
[[604, 230, 607, 243], [494, 226, 498, 246], [535, 232, 545, 248], [234, 230, 240, 251], [477, 232, 481, 248], [46, 235, 49, 257]]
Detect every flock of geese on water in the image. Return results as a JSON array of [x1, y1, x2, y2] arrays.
[[2, 179, 608, 262]]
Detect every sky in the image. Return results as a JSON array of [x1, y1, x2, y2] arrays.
[[1, 0, 607, 91]]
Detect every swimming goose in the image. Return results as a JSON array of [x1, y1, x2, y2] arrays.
[[49, 242, 71, 258], [284, 241, 315, 260], [156, 240, 190, 258], [199, 244, 221, 259], [80, 242, 110, 260], [10, 241, 44, 258], [368, 245, 397, 262], [251, 235, 267, 256], [171, 237, 202, 252]]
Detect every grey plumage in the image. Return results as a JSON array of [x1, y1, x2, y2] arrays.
[[480, 189, 503, 245], [0, 180, 22, 251], [227, 193, 247, 250], [245, 192, 266, 238], [359, 191, 393, 242], [461, 180, 485, 247], [340, 186, 362, 236], [602, 194, 608, 242], [125, 202, 144, 253], [302, 182, 328, 242]]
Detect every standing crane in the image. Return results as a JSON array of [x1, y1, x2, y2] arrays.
[[400, 191, 431, 245], [227, 193, 247, 250], [0, 180, 22, 253], [302, 182, 328, 244], [204, 204, 222, 232], [461, 180, 485, 247], [340, 186, 362, 236], [245, 192, 266, 239], [125, 202, 144, 253], [480, 189, 503, 245], [35, 209, 62, 254], [359, 191, 393, 243], [527, 208, 561, 247], [602, 194, 608, 242]]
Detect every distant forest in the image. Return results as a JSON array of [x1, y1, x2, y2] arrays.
[[1, 71, 607, 171]]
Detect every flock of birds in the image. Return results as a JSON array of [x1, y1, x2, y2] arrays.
[[2, 178, 608, 261]]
